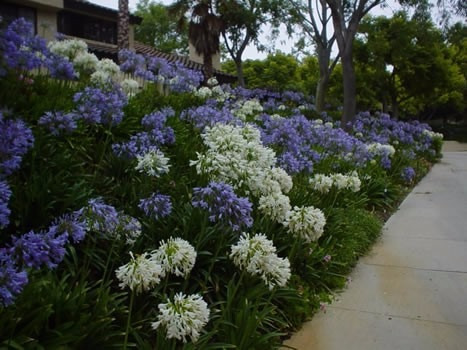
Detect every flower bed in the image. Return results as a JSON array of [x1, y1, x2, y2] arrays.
[[0, 19, 443, 349]]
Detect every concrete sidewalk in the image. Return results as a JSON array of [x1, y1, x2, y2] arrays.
[[283, 150, 467, 350]]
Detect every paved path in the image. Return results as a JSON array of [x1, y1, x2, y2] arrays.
[[283, 149, 467, 350]]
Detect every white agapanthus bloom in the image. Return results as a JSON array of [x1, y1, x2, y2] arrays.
[[324, 122, 334, 128], [90, 70, 111, 85], [233, 99, 263, 121], [422, 129, 444, 139], [121, 78, 140, 97], [367, 142, 396, 157], [73, 52, 98, 74], [283, 206, 326, 243], [346, 171, 361, 192], [207, 77, 218, 86], [194, 86, 212, 99], [332, 173, 348, 190], [152, 237, 197, 278], [48, 38, 88, 60], [258, 193, 291, 223], [115, 252, 163, 294], [152, 293, 210, 343], [230, 233, 291, 290], [135, 149, 170, 177], [309, 174, 334, 193], [96, 58, 120, 77]]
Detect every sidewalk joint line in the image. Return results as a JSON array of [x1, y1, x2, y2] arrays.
[[361, 262, 467, 274]]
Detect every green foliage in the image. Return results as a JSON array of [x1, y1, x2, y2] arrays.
[[135, 0, 189, 54]]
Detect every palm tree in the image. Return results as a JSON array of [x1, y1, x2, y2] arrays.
[[118, 0, 130, 57], [170, 1, 224, 80]]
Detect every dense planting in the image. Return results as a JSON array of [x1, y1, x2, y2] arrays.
[[0, 19, 442, 349]]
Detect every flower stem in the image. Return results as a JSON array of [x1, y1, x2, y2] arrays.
[[123, 291, 135, 350]]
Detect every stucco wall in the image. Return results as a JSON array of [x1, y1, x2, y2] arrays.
[[189, 42, 221, 70], [37, 7, 58, 41]]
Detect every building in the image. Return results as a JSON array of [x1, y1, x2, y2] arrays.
[[0, 0, 235, 83]]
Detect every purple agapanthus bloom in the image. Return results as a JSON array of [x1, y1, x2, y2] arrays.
[[192, 182, 253, 231], [180, 105, 237, 130], [48, 212, 87, 243], [401, 166, 416, 183], [0, 180, 12, 228], [38, 111, 77, 136], [0, 248, 28, 307], [11, 229, 69, 270], [112, 108, 175, 158], [138, 193, 172, 220], [69, 86, 127, 126], [0, 112, 34, 177], [84, 198, 120, 234], [118, 49, 146, 74]]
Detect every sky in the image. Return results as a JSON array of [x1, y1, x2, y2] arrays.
[[88, 0, 402, 60]]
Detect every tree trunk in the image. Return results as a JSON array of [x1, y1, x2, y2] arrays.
[[118, 0, 130, 59], [235, 58, 245, 87], [391, 95, 399, 120], [315, 45, 332, 112], [203, 53, 213, 81], [341, 51, 357, 128]]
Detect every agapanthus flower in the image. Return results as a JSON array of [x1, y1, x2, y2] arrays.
[[138, 193, 172, 220], [121, 78, 140, 97], [84, 198, 120, 234], [11, 229, 69, 269], [0, 113, 34, 176], [192, 182, 253, 231], [72, 52, 99, 74], [38, 111, 77, 136], [258, 192, 291, 223], [401, 166, 416, 183], [48, 211, 87, 243], [0, 248, 28, 307], [116, 214, 142, 245], [0, 180, 12, 228], [152, 237, 197, 278], [283, 206, 326, 243], [48, 38, 88, 60], [230, 233, 291, 290], [115, 251, 163, 294], [152, 293, 210, 343], [135, 149, 170, 177]]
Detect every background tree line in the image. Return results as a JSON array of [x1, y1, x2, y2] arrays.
[[134, 0, 466, 122]]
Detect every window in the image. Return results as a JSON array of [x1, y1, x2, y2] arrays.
[[0, 2, 36, 34], [57, 11, 117, 44]]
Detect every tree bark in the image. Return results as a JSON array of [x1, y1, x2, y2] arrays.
[[118, 0, 130, 58], [235, 58, 245, 87], [315, 45, 332, 112], [203, 53, 213, 81], [341, 50, 357, 127]]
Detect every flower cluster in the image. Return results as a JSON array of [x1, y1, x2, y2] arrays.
[[0, 19, 75, 79], [152, 293, 210, 343], [310, 172, 361, 193], [232, 99, 263, 121], [69, 86, 128, 126], [230, 233, 291, 290], [115, 252, 163, 294], [367, 142, 396, 169], [152, 238, 197, 278], [0, 180, 12, 228], [113, 108, 175, 158], [283, 206, 326, 243], [192, 124, 295, 223], [135, 149, 171, 177], [139, 193, 172, 220], [38, 111, 77, 136], [0, 248, 28, 307], [401, 166, 416, 183], [192, 182, 253, 231], [84, 198, 141, 244], [0, 113, 34, 176], [180, 104, 237, 131]]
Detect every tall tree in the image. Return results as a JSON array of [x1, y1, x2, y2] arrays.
[[288, 0, 339, 112], [219, 1, 287, 87], [170, 1, 224, 80], [324, 0, 383, 126], [354, 12, 465, 119], [135, 0, 188, 54], [118, 0, 130, 55]]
